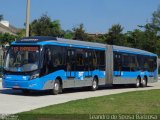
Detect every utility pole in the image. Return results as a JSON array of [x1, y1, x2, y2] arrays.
[[25, 0, 30, 37]]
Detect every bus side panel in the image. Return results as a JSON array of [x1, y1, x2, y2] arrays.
[[92, 70, 106, 85], [147, 70, 158, 83], [112, 51, 158, 85], [63, 70, 106, 88], [42, 70, 67, 90], [113, 71, 140, 84]]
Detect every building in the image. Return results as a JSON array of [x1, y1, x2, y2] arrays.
[[0, 20, 20, 35], [0, 20, 18, 69]]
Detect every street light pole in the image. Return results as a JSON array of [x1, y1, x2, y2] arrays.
[[25, 0, 30, 37]]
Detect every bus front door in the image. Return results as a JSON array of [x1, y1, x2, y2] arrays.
[[67, 49, 76, 78]]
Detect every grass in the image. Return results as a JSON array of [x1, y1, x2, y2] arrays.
[[17, 89, 160, 120]]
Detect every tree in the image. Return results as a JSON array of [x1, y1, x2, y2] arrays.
[[0, 33, 18, 45], [125, 29, 146, 49], [72, 24, 87, 40], [17, 29, 26, 38], [137, 6, 160, 55], [151, 6, 160, 35], [64, 30, 73, 39], [30, 14, 63, 37], [148, 6, 160, 55], [144, 24, 159, 54], [105, 24, 126, 46]]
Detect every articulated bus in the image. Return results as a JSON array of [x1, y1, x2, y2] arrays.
[[2, 36, 158, 94]]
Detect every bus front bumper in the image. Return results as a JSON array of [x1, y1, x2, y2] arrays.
[[2, 79, 44, 90]]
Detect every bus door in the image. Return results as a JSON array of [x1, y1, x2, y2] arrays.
[[66, 49, 76, 77], [114, 52, 122, 76], [87, 50, 93, 76], [83, 50, 91, 77]]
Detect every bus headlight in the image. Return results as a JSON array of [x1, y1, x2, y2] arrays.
[[30, 73, 39, 80], [2, 74, 4, 79]]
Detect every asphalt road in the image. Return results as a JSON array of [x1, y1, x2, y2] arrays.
[[0, 81, 160, 114]]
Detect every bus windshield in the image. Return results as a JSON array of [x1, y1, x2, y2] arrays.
[[4, 46, 40, 72]]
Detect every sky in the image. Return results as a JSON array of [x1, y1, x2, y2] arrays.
[[0, 0, 160, 33]]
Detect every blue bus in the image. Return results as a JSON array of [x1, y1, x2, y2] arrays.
[[2, 36, 158, 94]]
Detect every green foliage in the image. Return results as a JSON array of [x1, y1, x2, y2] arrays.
[[151, 6, 160, 34], [125, 29, 146, 49], [17, 29, 26, 38], [0, 33, 19, 45], [143, 25, 158, 53], [64, 30, 73, 39], [73, 24, 88, 40], [105, 24, 127, 46], [124, 26, 159, 55], [30, 14, 63, 37], [86, 34, 106, 43], [129, 6, 160, 55]]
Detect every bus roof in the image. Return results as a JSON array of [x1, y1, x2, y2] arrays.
[[13, 36, 157, 56], [113, 45, 157, 56], [14, 36, 106, 50]]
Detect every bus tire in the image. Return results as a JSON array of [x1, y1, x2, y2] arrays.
[[52, 79, 60, 95], [135, 77, 141, 88], [91, 77, 98, 91], [141, 77, 147, 87]]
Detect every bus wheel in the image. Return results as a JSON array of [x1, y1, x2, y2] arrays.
[[141, 77, 147, 87], [135, 77, 140, 88], [52, 79, 60, 95], [91, 78, 98, 91]]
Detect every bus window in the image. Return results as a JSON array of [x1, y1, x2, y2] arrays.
[[92, 50, 98, 69], [122, 54, 130, 71], [88, 51, 93, 70], [148, 56, 157, 72], [153, 57, 157, 71], [130, 55, 138, 71], [50, 46, 65, 66], [143, 56, 149, 71], [137, 55, 143, 71], [113, 52, 122, 71], [4, 46, 40, 72], [67, 48, 75, 72], [46, 46, 66, 73], [99, 51, 105, 70], [76, 49, 85, 71], [86, 49, 98, 70]]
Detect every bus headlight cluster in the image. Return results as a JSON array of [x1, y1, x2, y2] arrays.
[[30, 73, 39, 80], [2, 74, 5, 79]]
